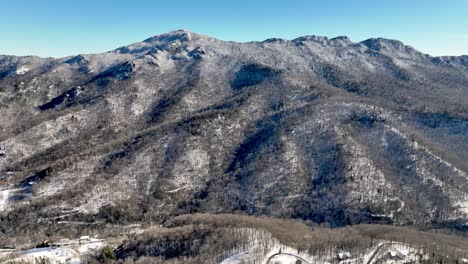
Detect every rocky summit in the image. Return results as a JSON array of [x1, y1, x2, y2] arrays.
[[0, 30, 468, 241]]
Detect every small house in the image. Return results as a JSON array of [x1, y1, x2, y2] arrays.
[[79, 236, 91, 243], [388, 250, 406, 260], [337, 251, 352, 260]]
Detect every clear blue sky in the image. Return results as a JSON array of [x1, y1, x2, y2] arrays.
[[1, 0, 467, 58]]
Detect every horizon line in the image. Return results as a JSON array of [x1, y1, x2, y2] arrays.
[[1, 29, 467, 59]]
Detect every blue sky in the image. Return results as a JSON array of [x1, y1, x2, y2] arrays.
[[1, 0, 467, 57]]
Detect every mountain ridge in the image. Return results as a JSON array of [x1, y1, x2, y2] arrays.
[[0, 30, 468, 246], [2, 30, 467, 59]]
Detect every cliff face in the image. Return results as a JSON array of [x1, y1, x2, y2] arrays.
[[0, 30, 468, 231]]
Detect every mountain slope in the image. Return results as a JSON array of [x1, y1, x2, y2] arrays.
[[0, 30, 467, 238]]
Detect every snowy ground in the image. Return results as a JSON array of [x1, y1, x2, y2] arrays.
[[15, 66, 29, 75], [266, 253, 312, 264], [0, 187, 22, 212], [3, 247, 81, 264], [220, 251, 250, 264], [0, 188, 11, 211], [220, 239, 424, 264], [0, 185, 31, 212], [0, 238, 106, 264], [219, 235, 316, 264]]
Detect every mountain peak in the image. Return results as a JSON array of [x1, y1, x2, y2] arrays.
[[329, 36, 352, 46], [359, 37, 428, 60], [2, 28, 468, 263], [292, 35, 352, 47], [143, 29, 197, 43], [360, 37, 407, 51], [293, 35, 329, 43], [115, 30, 212, 54]]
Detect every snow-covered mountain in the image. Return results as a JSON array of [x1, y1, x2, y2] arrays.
[[0, 30, 468, 240]]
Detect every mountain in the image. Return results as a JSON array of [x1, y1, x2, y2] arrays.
[[0, 30, 468, 248]]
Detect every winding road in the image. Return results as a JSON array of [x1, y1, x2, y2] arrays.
[[265, 252, 312, 264], [264, 242, 404, 264], [366, 242, 406, 264]]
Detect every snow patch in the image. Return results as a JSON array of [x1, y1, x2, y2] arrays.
[[171, 148, 210, 190], [220, 251, 250, 264], [15, 66, 29, 75], [5, 247, 81, 264], [2, 238, 106, 264], [456, 199, 468, 215], [0, 187, 24, 212], [0, 188, 12, 211]]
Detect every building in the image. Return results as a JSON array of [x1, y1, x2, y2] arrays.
[[389, 250, 406, 260], [79, 236, 91, 243], [337, 251, 352, 260]]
